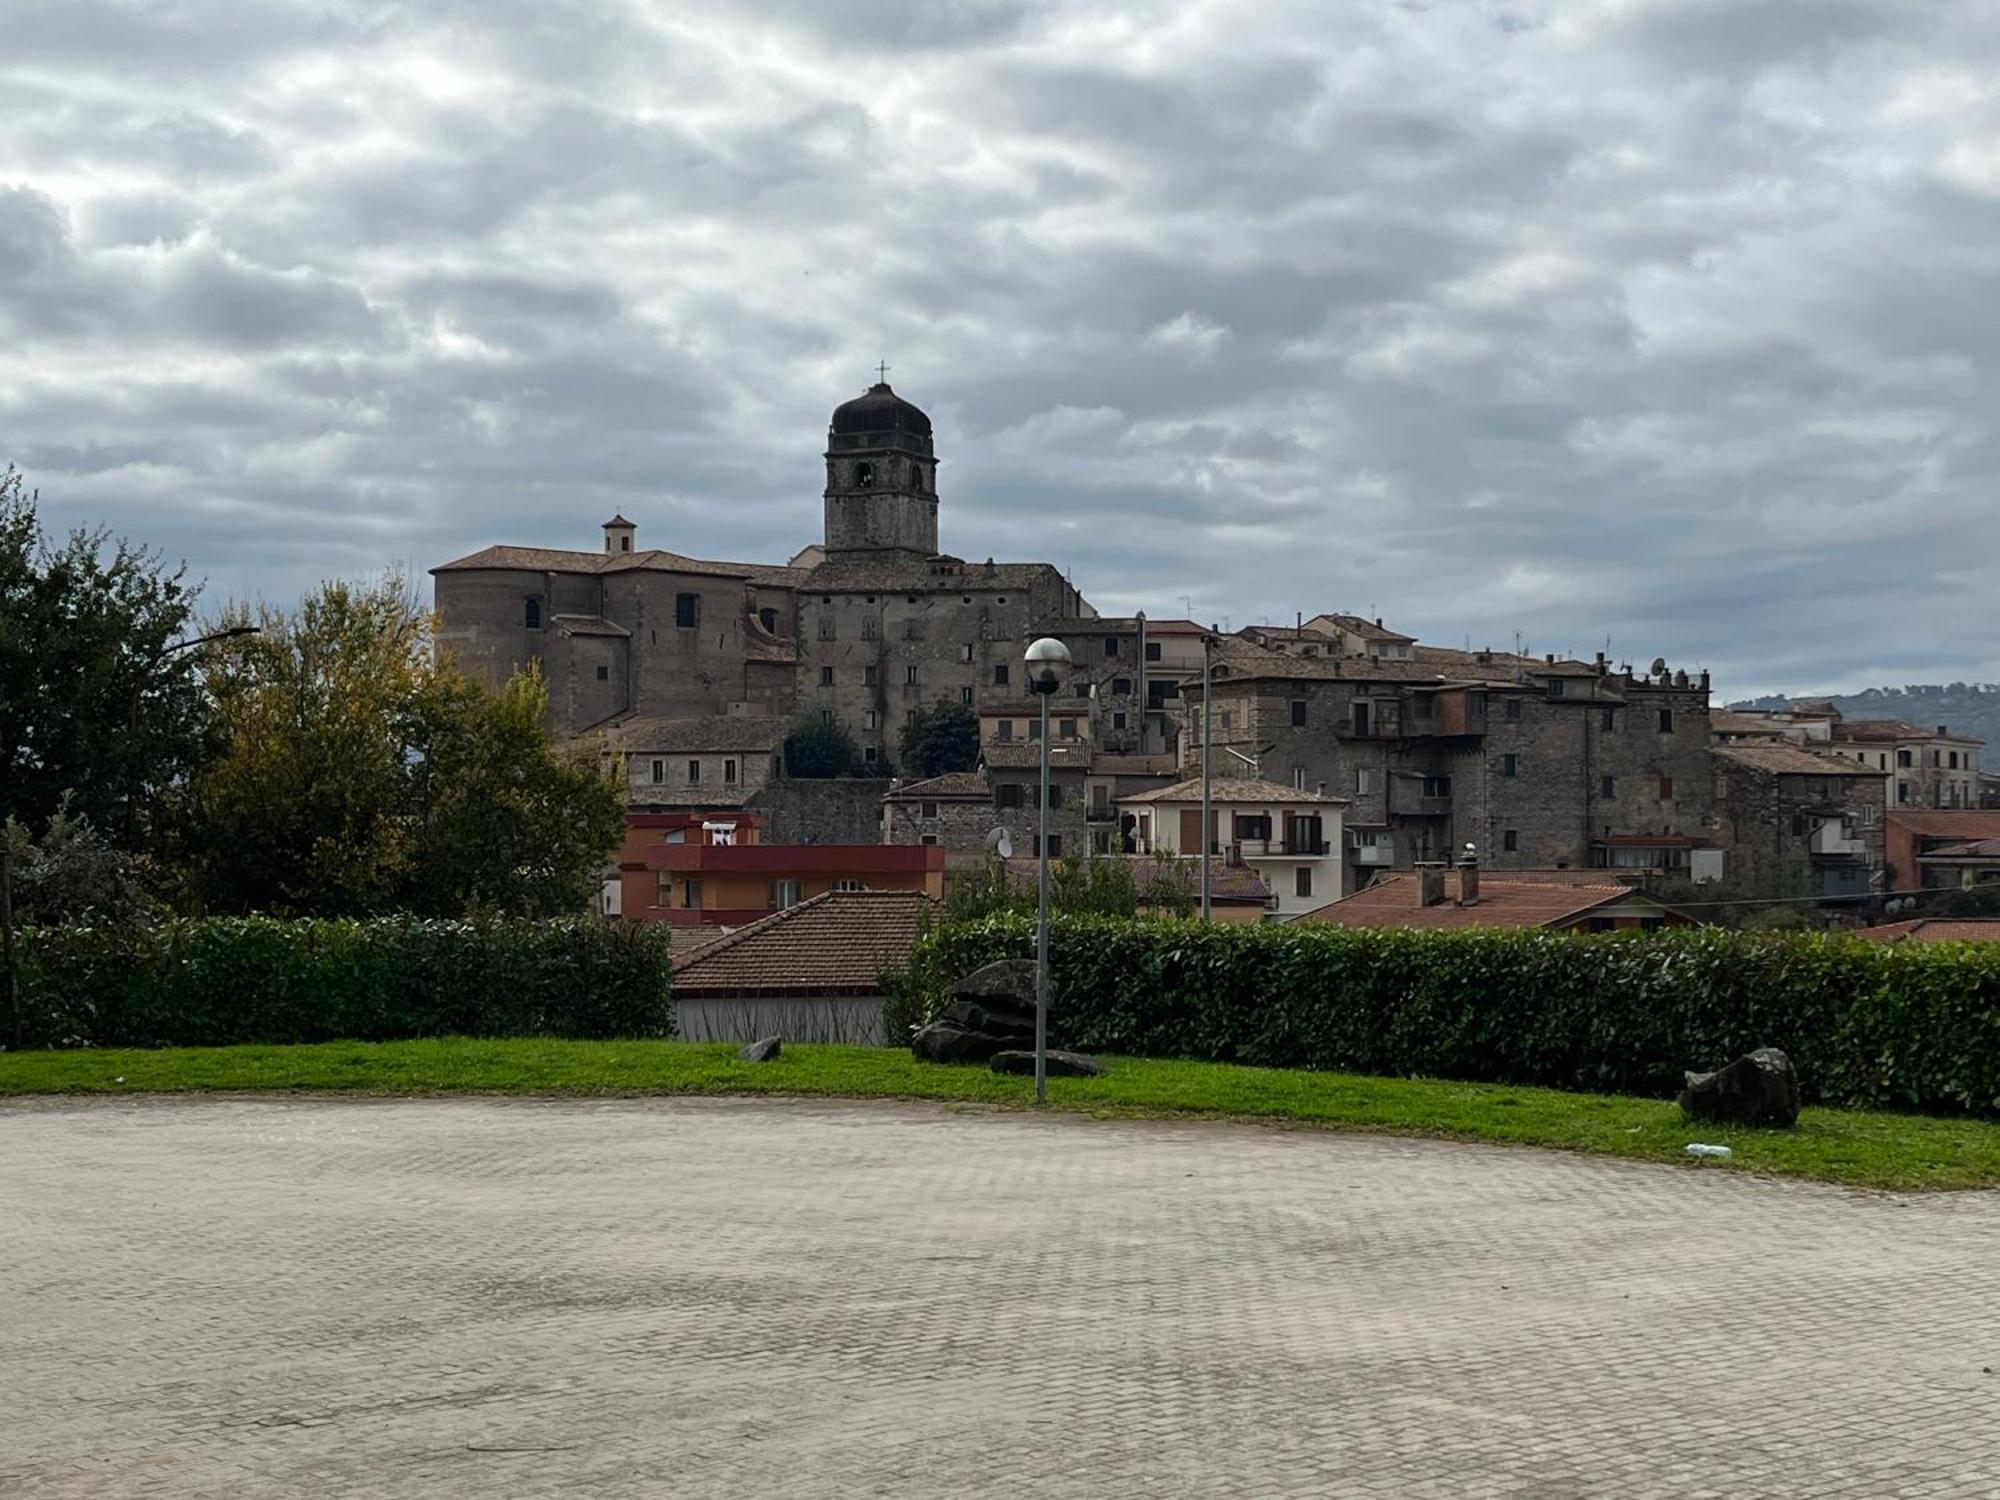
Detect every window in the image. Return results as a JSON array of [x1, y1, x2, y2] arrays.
[[1046, 785, 1064, 808], [903, 619, 921, 640], [1145, 641, 1162, 662], [1930, 749, 1941, 767], [759, 607, 779, 634], [686, 760, 701, 784], [820, 666, 835, 687], [1042, 833, 1063, 858], [818, 615, 835, 641], [1601, 707, 1616, 731], [770, 879, 800, 910], [1587, 916, 1615, 933], [1505, 698, 1522, 721], [1658, 775, 1673, 800], [820, 709, 834, 726], [524, 596, 543, 630], [1600, 775, 1616, 800], [993, 664, 1010, 687], [864, 710, 877, 730], [596, 664, 609, 681], [1503, 829, 1518, 853], [675, 593, 698, 628], [1113, 677, 1132, 696], [656, 871, 672, 907], [998, 783, 1023, 808], [863, 664, 877, 686], [1029, 718, 1042, 740], [1292, 766, 1306, 790], [1422, 775, 1451, 798], [1897, 749, 1913, 767], [1295, 867, 1313, 899], [835, 878, 866, 893], [1235, 814, 1272, 841], [724, 759, 738, 785], [1104, 638, 1119, 657], [863, 745, 878, 765], [855, 460, 873, 488], [1640, 916, 1665, 932], [683, 878, 703, 911], [1059, 717, 1078, 740], [1221, 710, 1234, 730], [1290, 700, 1307, 727], [1949, 751, 1960, 769], [961, 686, 974, 705], [1075, 682, 1091, 699], [900, 665, 916, 685], [1500, 754, 1517, 778], [1113, 712, 1127, 730], [650, 759, 664, 784], [960, 643, 974, 663], [1356, 767, 1374, 795], [1412, 695, 1432, 720], [1658, 708, 1674, 733], [998, 720, 1013, 742], [1547, 679, 1566, 698], [861, 615, 879, 641]]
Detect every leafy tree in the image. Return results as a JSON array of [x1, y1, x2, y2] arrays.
[[783, 715, 864, 778], [0, 467, 210, 839], [898, 700, 980, 778], [2, 801, 157, 928], [162, 578, 621, 917]]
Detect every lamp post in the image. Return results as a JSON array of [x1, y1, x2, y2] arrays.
[[1200, 629, 1217, 922], [1024, 636, 1072, 1105]]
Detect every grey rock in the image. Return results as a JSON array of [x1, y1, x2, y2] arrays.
[[738, 1036, 783, 1063], [988, 1049, 1105, 1079], [911, 1020, 1010, 1065], [1677, 1047, 1800, 1129], [941, 996, 1035, 1040], [952, 959, 1038, 1005]]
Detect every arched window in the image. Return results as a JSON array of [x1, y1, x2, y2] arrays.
[[524, 596, 542, 630], [855, 461, 874, 488]]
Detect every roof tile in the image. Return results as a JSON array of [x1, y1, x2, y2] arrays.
[[671, 890, 932, 994]]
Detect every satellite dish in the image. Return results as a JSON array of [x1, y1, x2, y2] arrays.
[[986, 827, 1014, 860]]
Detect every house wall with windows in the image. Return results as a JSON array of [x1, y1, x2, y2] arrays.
[[1119, 778, 1347, 919], [618, 824, 944, 928]]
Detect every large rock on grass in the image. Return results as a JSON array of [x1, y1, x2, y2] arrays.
[[944, 959, 1040, 1040], [989, 1049, 1105, 1079], [911, 1019, 1010, 1065], [738, 1036, 782, 1063], [1677, 1047, 1801, 1129]]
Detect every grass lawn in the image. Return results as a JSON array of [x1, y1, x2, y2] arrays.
[[2, 1037, 1995, 1192]]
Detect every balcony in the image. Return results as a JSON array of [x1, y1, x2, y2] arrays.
[[1235, 838, 1329, 860], [1390, 789, 1453, 817], [1352, 841, 1395, 867], [1809, 821, 1866, 857]]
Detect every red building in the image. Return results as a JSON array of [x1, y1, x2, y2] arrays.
[[616, 812, 945, 930]]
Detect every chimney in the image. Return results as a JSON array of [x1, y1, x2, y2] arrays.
[[1456, 844, 1480, 906], [1415, 862, 1446, 908], [1938, 724, 1950, 736]]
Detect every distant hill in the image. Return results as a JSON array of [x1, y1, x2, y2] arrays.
[[1730, 685, 2000, 757]]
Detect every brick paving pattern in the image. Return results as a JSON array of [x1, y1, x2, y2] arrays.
[[3, 1095, 1999, 1497]]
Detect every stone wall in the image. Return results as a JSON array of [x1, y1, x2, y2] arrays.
[[748, 777, 895, 845]]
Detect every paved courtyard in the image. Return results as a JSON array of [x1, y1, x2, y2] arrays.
[[4, 1097, 2000, 1498]]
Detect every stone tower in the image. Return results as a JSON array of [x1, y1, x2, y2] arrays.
[[823, 381, 939, 559]]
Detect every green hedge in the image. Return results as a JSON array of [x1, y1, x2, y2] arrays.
[[12, 917, 674, 1049], [893, 915, 2000, 1117]]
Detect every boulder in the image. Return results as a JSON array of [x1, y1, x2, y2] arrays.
[[911, 1020, 1011, 1065], [738, 1036, 783, 1063], [941, 996, 1035, 1040], [988, 1049, 1105, 1079], [952, 959, 1038, 1006], [1677, 1047, 1800, 1129]]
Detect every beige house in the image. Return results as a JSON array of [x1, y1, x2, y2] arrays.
[[1119, 776, 1348, 918]]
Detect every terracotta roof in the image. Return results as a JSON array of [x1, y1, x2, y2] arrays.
[[1831, 718, 1932, 743], [1885, 811, 2000, 839], [1000, 856, 1271, 905], [550, 613, 629, 639], [1711, 709, 1780, 735], [883, 771, 989, 801], [667, 926, 728, 964], [670, 890, 932, 995], [1922, 838, 2000, 858], [432, 542, 806, 588], [1308, 613, 1416, 644], [1292, 871, 1656, 930], [1120, 775, 1343, 805], [588, 715, 789, 754], [1854, 919, 2000, 944], [982, 743, 1091, 772], [1714, 743, 1881, 777]]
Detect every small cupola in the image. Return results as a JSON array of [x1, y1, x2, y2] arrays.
[[602, 514, 636, 555]]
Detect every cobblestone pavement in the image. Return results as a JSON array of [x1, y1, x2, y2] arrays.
[[5, 1097, 2000, 1498]]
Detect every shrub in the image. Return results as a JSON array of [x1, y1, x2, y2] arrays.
[[889, 916, 2000, 1117], [12, 917, 674, 1050]]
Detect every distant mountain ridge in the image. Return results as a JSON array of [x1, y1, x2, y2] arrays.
[[1729, 685, 2000, 757]]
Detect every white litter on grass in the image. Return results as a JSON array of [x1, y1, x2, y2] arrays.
[[1685, 1143, 1733, 1159]]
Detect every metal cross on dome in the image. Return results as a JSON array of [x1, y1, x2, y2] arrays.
[[875, 360, 890, 383]]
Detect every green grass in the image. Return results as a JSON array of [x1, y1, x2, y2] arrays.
[[3, 1037, 1996, 1192]]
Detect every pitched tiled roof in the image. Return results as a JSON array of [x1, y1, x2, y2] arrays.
[[550, 613, 629, 639], [1923, 838, 2000, 858], [431, 543, 804, 588], [1854, 919, 2000, 944], [670, 890, 932, 995], [588, 715, 789, 753], [1832, 718, 1932, 742], [1292, 871, 1652, 930], [1885, 811, 2000, 838], [1710, 709, 1781, 735], [1308, 612, 1416, 644], [1120, 775, 1344, 805], [667, 926, 728, 964], [883, 771, 990, 801], [1714, 743, 1881, 776]]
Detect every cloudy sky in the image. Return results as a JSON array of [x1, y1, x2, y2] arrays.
[[6, 0, 1999, 699]]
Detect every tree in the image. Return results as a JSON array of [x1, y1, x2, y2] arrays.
[[0, 467, 210, 840], [162, 578, 621, 917], [898, 701, 980, 779], [783, 716, 864, 778]]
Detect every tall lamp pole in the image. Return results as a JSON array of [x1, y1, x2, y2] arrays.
[[1025, 636, 1072, 1105], [1201, 630, 1215, 922]]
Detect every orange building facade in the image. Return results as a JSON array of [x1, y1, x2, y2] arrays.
[[617, 812, 945, 929]]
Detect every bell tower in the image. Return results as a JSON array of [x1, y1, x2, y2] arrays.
[[823, 376, 939, 559]]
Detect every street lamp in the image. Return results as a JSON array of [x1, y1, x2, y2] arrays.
[[1200, 629, 1219, 922], [1024, 635, 1072, 1104]]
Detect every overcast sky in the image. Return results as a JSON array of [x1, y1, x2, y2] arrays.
[[6, 0, 1998, 699]]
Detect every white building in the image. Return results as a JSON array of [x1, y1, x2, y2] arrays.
[[1118, 776, 1349, 919]]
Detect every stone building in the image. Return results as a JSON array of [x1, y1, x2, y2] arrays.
[[1185, 631, 1715, 887], [1711, 741, 1888, 901], [433, 381, 1095, 772]]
